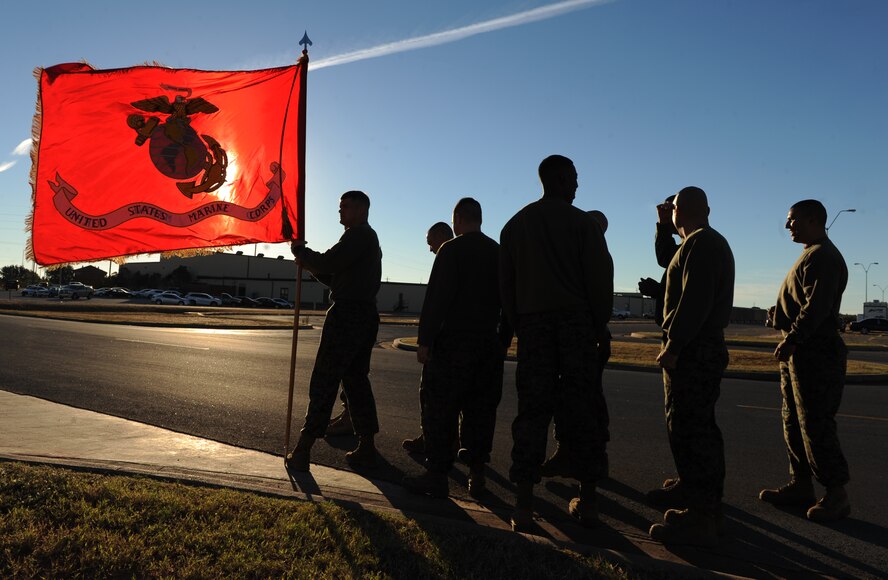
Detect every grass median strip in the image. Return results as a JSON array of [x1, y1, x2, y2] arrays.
[[0, 462, 657, 579], [397, 338, 888, 376]]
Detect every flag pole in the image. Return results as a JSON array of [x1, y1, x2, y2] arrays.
[[284, 33, 311, 457], [284, 265, 304, 454]]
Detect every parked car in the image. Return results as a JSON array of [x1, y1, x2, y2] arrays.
[[133, 288, 162, 299], [848, 318, 888, 334], [20, 285, 45, 297], [238, 296, 260, 308], [220, 292, 242, 306], [183, 292, 222, 306], [107, 287, 134, 298], [271, 298, 294, 309], [255, 297, 284, 308], [612, 308, 631, 320], [153, 291, 186, 305], [58, 282, 94, 300]]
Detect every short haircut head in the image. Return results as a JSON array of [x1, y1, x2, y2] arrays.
[[428, 221, 454, 239], [790, 199, 827, 227], [676, 186, 708, 213], [454, 197, 482, 224], [340, 190, 370, 209], [538, 155, 574, 189]]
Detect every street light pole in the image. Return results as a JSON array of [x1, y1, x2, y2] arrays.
[[874, 284, 887, 302], [826, 208, 856, 232], [854, 262, 879, 303]]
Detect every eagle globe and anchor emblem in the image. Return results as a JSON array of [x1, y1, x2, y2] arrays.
[[126, 85, 228, 198]]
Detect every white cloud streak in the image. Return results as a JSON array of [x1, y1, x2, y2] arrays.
[[13, 139, 32, 156], [310, 0, 613, 71], [0, 161, 16, 173]]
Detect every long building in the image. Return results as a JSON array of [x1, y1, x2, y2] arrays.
[[121, 252, 765, 322], [120, 252, 427, 313]]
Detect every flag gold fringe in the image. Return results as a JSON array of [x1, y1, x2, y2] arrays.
[[24, 66, 42, 265]]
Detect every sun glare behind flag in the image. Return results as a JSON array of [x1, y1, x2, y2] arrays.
[[27, 59, 306, 266]]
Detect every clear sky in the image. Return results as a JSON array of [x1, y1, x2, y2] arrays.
[[0, 0, 885, 312]]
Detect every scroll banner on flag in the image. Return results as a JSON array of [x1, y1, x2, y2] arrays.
[[28, 60, 307, 265]]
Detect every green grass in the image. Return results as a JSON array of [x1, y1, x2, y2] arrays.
[[609, 341, 888, 374], [0, 462, 661, 579], [399, 337, 888, 375]]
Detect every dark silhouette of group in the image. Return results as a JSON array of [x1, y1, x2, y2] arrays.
[[285, 156, 852, 548]]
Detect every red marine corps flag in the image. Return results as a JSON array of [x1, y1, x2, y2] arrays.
[[27, 57, 306, 265]]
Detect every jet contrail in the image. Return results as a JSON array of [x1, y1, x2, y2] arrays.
[[13, 139, 32, 156], [310, 0, 613, 71]]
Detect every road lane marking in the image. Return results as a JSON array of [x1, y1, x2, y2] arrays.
[[115, 338, 210, 351], [737, 404, 887, 422]]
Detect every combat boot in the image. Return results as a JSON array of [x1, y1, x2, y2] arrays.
[[540, 444, 574, 478], [646, 477, 688, 509], [403, 470, 449, 498], [510, 482, 534, 532], [807, 486, 850, 523], [345, 434, 377, 468], [467, 464, 486, 499], [759, 478, 816, 507], [325, 412, 354, 437], [568, 482, 600, 528], [665, 505, 726, 535], [284, 434, 316, 472], [402, 433, 425, 454], [649, 507, 719, 548]]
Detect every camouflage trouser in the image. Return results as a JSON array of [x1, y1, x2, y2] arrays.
[[510, 311, 609, 484], [301, 301, 380, 438], [552, 336, 610, 444], [422, 332, 504, 473], [780, 332, 849, 488], [663, 334, 728, 507]]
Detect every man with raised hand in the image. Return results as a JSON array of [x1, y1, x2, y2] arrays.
[[648, 186, 734, 548], [638, 194, 679, 327], [759, 199, 850, 523]]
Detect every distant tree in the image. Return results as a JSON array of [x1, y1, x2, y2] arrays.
[[47, 266, 75, 285], [1, 265, 41, 286], [165, 265, 193, 290]]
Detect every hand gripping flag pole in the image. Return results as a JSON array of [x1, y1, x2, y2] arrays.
[[284, 33, 312, 457]]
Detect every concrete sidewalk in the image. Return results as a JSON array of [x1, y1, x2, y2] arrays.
[[0, 389, 746, 578]]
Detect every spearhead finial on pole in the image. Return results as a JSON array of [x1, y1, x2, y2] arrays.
[[300, 31, 312, 55]]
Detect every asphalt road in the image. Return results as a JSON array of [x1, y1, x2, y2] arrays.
[[2, 314, 887, 578]]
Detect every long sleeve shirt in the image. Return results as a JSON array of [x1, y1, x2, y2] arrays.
[[654, 223, 680, 327], [772, 237, 847, 343], [418, 231, 512, 348], [499, 197, 613, 332], [655, 222, 680, 269], [298, 222, 382, 304], [662, 226, 735, 355]]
